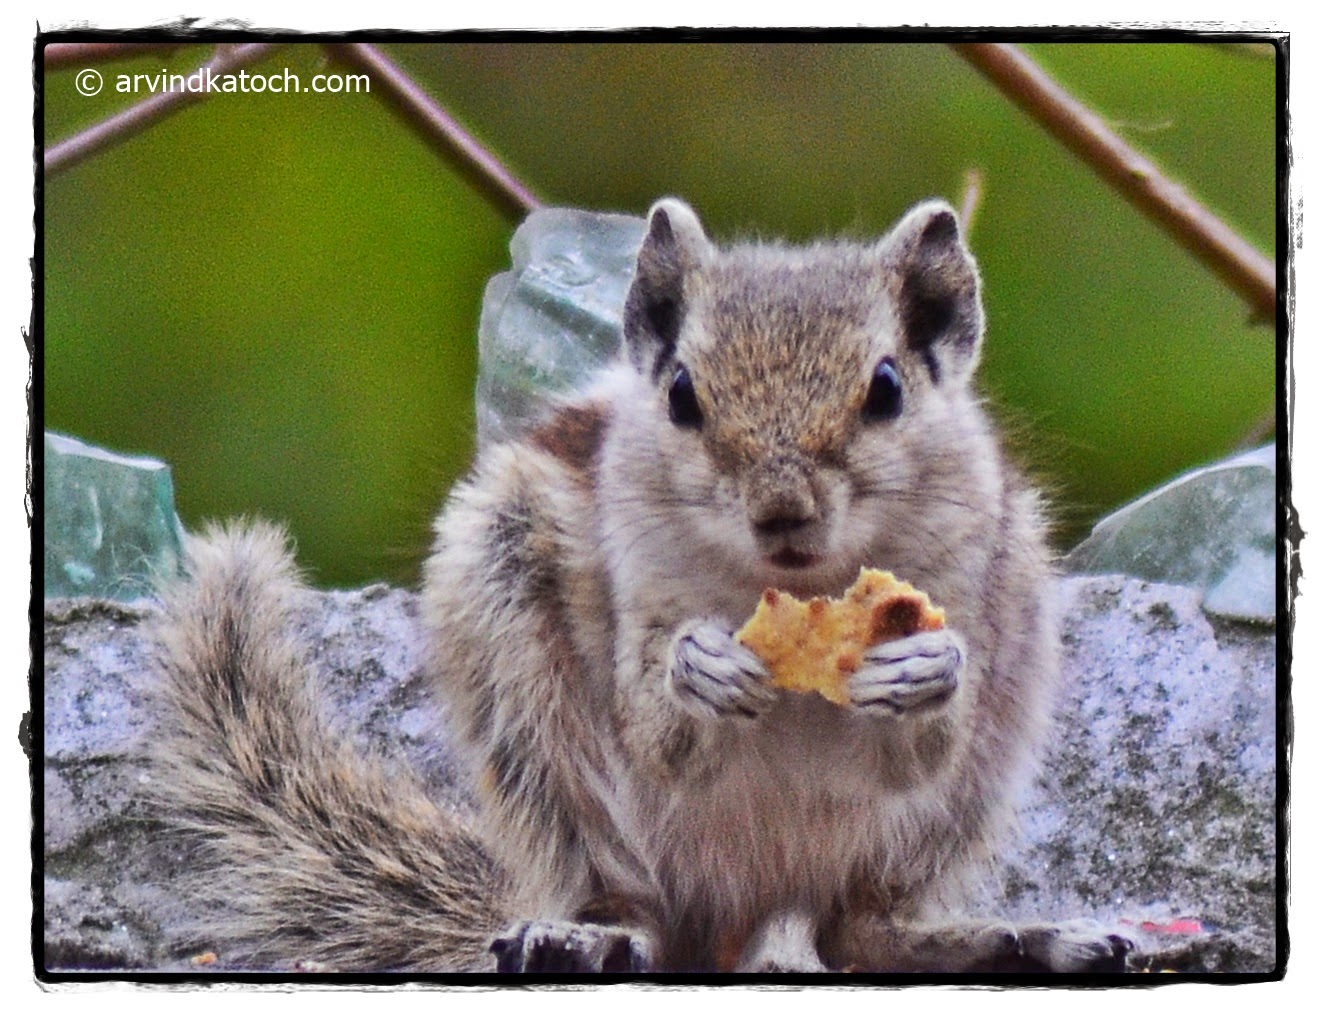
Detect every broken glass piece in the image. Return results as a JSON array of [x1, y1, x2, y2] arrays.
[[475, 207, 647, 447], [1063, 444, 1276, 624], [44, 431, 185, 600]]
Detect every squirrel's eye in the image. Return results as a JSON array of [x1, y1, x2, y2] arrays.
[[668, 365, 704, 430], [863, 358, 903, 422]]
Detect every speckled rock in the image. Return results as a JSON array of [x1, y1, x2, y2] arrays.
[[973, 575, 1278, 973], [41, 574, 1279, 974]]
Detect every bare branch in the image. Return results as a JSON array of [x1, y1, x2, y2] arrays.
[[958, 167, 983, 236], [1235, 408, 1276, 450], [45, 43, 280, 179], [952, 43, 1276, 323], [323, 43, 541, 218], [44, 42, 186, 70]]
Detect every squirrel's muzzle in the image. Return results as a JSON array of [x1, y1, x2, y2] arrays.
[[743, 456, 828, 565]]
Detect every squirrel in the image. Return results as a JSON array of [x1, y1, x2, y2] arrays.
[[146, 198, 1132, 973]]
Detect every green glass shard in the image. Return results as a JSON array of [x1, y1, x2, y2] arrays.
[[44, 431, 185, 600], [476, 207, 647, 447], [1064, 444, 1276, 624]]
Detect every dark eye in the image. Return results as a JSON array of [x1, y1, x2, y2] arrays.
[[668, 365, 704, 429], [863, 358, 903, 422]]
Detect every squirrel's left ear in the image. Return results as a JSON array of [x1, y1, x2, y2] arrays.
[[879, 200, 984, 384], [623, 198, 711, 377]]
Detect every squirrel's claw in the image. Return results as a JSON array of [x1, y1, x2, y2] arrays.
[[667, 620, 776, 719], [848, 629, 964, 716]]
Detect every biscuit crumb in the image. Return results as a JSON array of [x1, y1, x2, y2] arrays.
[[735, 568, 945, 705]]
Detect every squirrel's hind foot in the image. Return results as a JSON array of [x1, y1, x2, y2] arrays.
[[822, 916, 1133, 973], [490, 920, 654, 973], [1010, 921, 1134, 973]]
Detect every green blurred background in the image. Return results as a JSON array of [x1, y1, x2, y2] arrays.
[[43, 41, 1277, 587]]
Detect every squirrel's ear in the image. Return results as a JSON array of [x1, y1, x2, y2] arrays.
[[879, 200, 984, 384], [623, 198, 710, 376]]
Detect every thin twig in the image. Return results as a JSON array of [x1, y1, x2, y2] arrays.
[[1235, 408, 1276, 450], [45, 43, 279, 179], [323, 42, 541, 218], [44, 42, 186, 70], [952, 43, 1276, 323], [958, 167, 983, 236]]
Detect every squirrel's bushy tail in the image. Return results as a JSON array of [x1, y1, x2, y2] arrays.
[[148, 521, 505, 971]]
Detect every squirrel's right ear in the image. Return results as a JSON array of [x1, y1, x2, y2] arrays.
[[879, 200, 985, 385], [622, 198, 710, 376]]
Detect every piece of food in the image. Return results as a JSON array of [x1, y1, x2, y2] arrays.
[[735, 568, 945, 705]]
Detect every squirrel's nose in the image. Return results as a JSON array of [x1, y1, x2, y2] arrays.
[[746, 455, 819, 537]]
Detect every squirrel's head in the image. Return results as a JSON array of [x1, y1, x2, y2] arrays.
[[617, 197, 989, 586]]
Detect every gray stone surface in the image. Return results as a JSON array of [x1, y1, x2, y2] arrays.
[[40, 574, 1280, 975], [972, 576, 1278, 973]]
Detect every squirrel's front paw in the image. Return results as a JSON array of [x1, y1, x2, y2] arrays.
[[667, 619, 775, 719], [847, 628, 963, 716]]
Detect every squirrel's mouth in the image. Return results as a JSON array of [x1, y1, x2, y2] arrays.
[[767, 547, 819, 570]]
